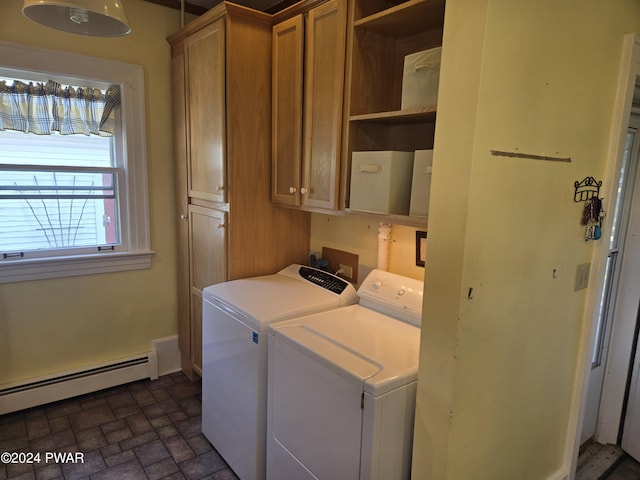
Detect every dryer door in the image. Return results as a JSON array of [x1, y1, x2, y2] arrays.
[[266, 328, 379, 480]]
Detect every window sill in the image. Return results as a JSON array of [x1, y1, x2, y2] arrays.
[[0, 250, 155, 283]]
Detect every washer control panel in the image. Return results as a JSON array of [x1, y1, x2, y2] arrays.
[[298, 266, 350, 295], [277, 264, 357, 304]]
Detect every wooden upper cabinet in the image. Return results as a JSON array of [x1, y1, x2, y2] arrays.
[[272, 15, 304, 207], [272, 0, 347, 211], [303, 1, 346, 210], [185, 19, 226, 203]]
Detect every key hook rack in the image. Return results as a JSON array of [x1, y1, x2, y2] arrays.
[[574, 176, 602, 203], [574, 176, 605, 241]]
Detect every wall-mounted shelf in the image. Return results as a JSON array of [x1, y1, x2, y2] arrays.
[[354, 0, 445, 38], [345, 208, 428, 228], [349, 107, 436, 124]]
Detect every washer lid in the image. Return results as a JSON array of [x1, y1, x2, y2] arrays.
[[269, 304, 421, 396], [202, 266, 356, 332]]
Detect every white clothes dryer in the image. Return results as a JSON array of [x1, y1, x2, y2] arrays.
[[201, 264, 357, 480], [266, 269, 423, 480]]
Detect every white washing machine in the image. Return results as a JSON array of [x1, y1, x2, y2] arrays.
[[266, 269, 423, 480], [201, 264, 357, 480]]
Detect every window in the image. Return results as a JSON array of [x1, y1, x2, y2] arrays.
[[1, 130, 118, 253], [0, 42, 152, 283]]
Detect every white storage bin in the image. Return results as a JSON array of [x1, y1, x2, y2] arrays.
[[401, 47, 441, 110], [409, 150, 433, 217], [350, 151, 414, 215]]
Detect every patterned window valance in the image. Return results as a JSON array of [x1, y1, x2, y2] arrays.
[[0, 80, 120, 136]]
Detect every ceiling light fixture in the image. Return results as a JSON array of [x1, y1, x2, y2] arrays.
[[22, 0, 131, 37]]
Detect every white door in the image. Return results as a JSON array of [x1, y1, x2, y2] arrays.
[[619, 120, 640, 460], [582, 115, 640, 444]]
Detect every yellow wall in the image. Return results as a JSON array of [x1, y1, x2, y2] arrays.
[[413, 0, 640, 479], [310, 214, 426, 282], [0, 0, 183, 385]]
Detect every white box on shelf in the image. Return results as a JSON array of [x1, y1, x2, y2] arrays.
[[350, 151, 414, 215], [409, 150, 433, 217], [401, 47, 441, 110]]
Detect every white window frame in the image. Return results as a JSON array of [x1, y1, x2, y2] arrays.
[[0, 41, 153, 283]]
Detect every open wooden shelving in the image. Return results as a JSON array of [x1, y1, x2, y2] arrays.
[[342, 0, 443, 227]]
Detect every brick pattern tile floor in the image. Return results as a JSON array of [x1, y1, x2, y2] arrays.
[[0, 372, 240, 480]]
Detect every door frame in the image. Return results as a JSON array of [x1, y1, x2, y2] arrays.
[[570, 33, 640, 476]]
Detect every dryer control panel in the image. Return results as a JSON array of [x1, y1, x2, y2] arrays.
[[358, 269, 424, 326]]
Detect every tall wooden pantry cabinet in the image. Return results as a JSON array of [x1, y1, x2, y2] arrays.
[[168, 2, 311, 379]]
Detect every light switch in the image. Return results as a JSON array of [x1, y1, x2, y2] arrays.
[[575, 263, 591, 291]]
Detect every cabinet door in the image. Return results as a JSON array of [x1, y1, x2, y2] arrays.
[[189, 205, 227, 375], [272, 15, 304, 207], [185, 19, 226, 203], [302, 0, 346, 210]]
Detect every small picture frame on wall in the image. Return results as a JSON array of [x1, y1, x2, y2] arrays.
[[416, 231, 427, 267]]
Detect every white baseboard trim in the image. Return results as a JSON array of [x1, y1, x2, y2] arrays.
[[547, 466, 569, 480], [152, 335, 181, 376]]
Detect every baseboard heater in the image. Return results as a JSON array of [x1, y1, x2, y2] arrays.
[[0, 353, 158, 415]]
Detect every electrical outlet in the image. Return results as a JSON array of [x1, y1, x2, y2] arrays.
[[339, 264, 353, 279], [322, 247, 359, 283]]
